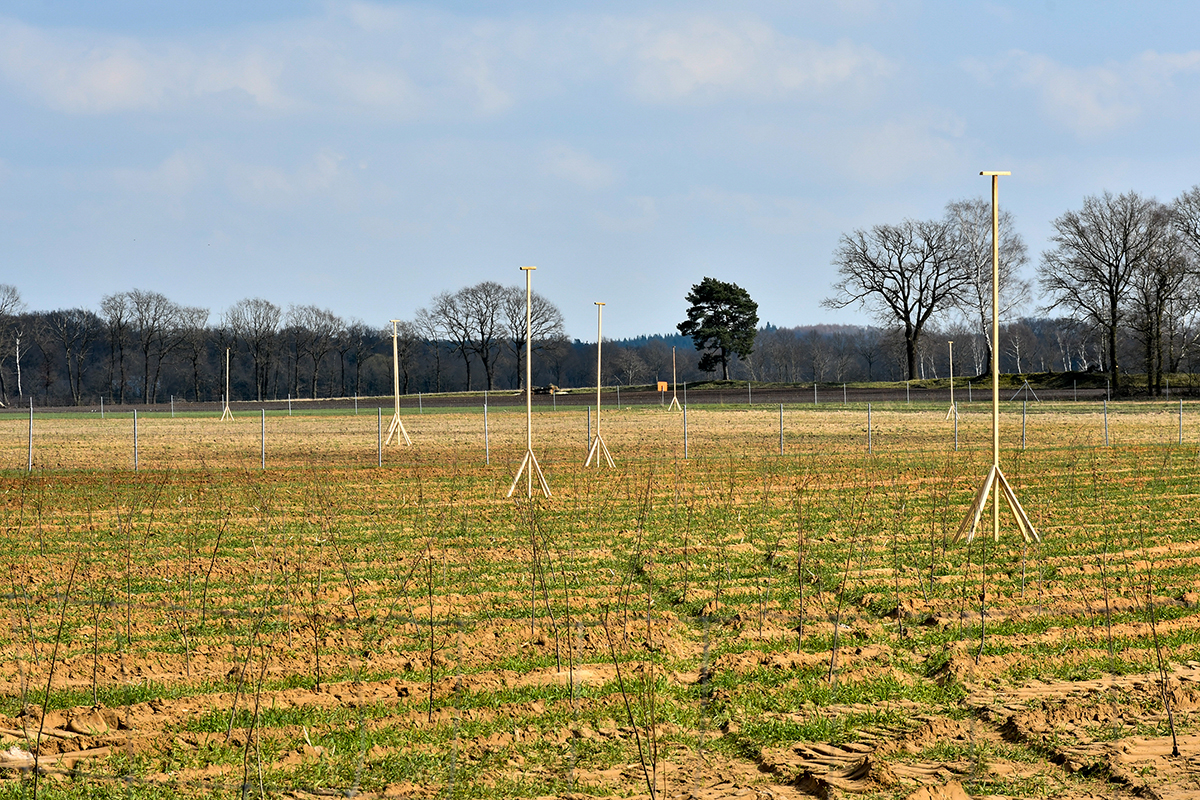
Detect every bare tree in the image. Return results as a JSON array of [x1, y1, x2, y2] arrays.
[[392, 319, 422, 395], [430, 290, 474, 390], [1039, 191, 1168, 392], [128, 289, 184, 404], [287, 305, 343, 398], [334, 320, 380, 397], [849, 327, 881, 381], [414, 309, 445, 392], [805, 329, 830, 382], [609, 345, 648, 386], [946, 197, 1032, 376], [43, 309, 102, 404], [0, 284, 25, 406], [460, 281, 506, 391], [756, 329, 791, 382], [100, 291, 132, 404], [829, 330, 854, 383], [503, 285, 566, 389], [177, 306, 211, 401], [826, 217, 967, 380], [1003, 320, 1038, 374], [224, 298, 281, 402], [1166, 187, 1200, 378], [1127, 218, 1190, 395]]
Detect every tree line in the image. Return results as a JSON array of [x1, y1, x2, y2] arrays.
[[826, 187, 1200, 395], [0, 279, 1180, 409], [5, 186, 1200, 407], [0, 283, 574, 408]]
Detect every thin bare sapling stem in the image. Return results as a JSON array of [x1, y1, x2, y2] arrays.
[[200, 511, 231, 630], [226, 559, 279, 741], [32, 558, 78, 799], [1139, 523, 1180, 757], [829, 491, 871, 691], [682, 503, 693, 605], [521, 498, 562, 667], [641, 575, 660, 797], [603, 607, 656, 800], [975, 537, 988, 665], [428, 552, 435, 723], [794, 484, 805, 650], [957, 536, 975, 640], [313, 479, 362, 623]]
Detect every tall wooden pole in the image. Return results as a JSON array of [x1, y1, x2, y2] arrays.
[[596, 303, 602, 437], [586, 302, 614, 467], [946, 340, 957, 420], [954, 172, 1040, 546], [667, 346, 681, 411], [989, 173, 1002, 544], [384, 320, 411, 446], [220, 348, 233, 420], [508, 267, 551, 497]]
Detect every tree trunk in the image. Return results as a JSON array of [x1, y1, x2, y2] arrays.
[[1108, 322, 1120, 393], [905, 334, 918, 382]]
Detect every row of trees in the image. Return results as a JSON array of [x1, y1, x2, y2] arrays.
[[1, 283, 1176, 409], [0, 281, 570, 407], [7, 181, 1200, 405], [827, 188, 1200, 395], [826, 197, 1031, 382]]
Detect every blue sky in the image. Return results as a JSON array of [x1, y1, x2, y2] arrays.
[[3, 1, 1200, 339]]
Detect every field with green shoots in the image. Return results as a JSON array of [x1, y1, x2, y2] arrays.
[[3, 397, 1200, 799]]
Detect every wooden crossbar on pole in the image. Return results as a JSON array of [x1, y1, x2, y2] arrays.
[[956, 171, 1041, 545]]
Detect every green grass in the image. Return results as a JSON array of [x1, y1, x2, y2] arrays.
[[4, 413, 1200, 796]]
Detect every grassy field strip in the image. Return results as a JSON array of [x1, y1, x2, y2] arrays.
[[1, 408, 1200, 796], [2, 401, 1198, 472]]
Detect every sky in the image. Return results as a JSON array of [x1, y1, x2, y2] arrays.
[[3, 1, 1200, 341]]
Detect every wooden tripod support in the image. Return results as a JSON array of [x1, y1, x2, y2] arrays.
[[667, 346, 682, 411], [945, 340, 957, 421], [508, 267, 551, 497], [956, 173, 1040, 545], [385, 320, 412, 446], [585, 301, 614, 468], [220, 348, 233, 421]]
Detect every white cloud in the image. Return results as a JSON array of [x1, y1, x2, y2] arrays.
[[692, 187, 834, 234], [0, 17, 294, 113], [827, 113, 970, 184], [342, 1, 408, 32], [113, 150, 207, 195], [543, 145, 616, 190], [595, 195, 657, 232], [984, 49, 1200, 136], [595, 15, 893, 103], [0, 9, 893, 118], [224, 149, 350, 207], [336, 65, 419, 110]]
